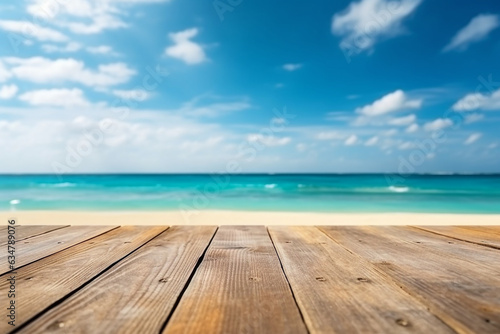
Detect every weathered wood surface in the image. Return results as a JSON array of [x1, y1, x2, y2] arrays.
[[163, 226, 308, 334], [2, 225, 500, 334], [415, 225, 500, 249], [269, 226, 454, 333], [0, 225, 69, 246], [20, 226, 217, 334], [0, 226, 116, 275], [0, 226, 166, 333], [320, 226, 500, 333]]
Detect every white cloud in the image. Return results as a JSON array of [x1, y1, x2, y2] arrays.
[[388, 114, 416, 126], [332, 0, 422, 52], [19, 88, 91, 108], [0, 84, 18, 99], [316, 131, 344, 140], [283, 63, 302, 71], [0, 20, 68, 42], [42, 42, 82, 53], [344, 134, 358, 146], [165, 28, 207, 65], [443, 14, 499, 52], [178, 96, 251, 118], [464, 113, 484, 124], [113, 89, 151, 101], [87, 45, 114, 55], [365, 136, 379, 146], [0, 61, 11, 82], [424, 118, 453, 131], [464, 133, 482, 145], [405, 123, 419, 133], [398, 141, 415, 150], [26, 0, 169, 35], [452, 88, 500, 111], [3, 57, 135, 87], [356, 90, 422, 116], [247, 134, 291, 147], [382, 129, 398, 136]]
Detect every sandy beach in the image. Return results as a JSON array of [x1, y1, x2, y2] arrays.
[[2, 210, 500, 226]]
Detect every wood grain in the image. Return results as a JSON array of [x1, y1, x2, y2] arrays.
[[320, 226, 500, 333], [19, 226, 217, 334], [414, 226, 500, 249], [0, 226, 117, 275], [269, 226, 454, 333], [0, 225, 69, 246], [163, 225, 308, 334], [0, 226, 166, 333]]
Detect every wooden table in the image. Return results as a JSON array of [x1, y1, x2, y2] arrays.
[[1, 225, 499, 333]]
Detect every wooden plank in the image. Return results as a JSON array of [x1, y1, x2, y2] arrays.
[[0, 226, 167, 332], [269, 226, 454, 333], [19, 226, 217, 334], [0, 225, 69, 246], [0, 226, 117, 275], [414, 226, 500, 249], [461, 226, 500, 236], [320, 226, 500, 333], [163, 226, 308, 334]]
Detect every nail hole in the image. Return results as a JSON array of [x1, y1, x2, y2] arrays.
[[249, 277, 261, 282], [159, 278, 169, 283], [48, 321, 65, 330], [485, 318, 490, 323], [356, 277, 370, 283], [395, 318, 410, 327], [315, 276, 326, 282]]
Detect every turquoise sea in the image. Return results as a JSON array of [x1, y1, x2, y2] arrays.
[[0, 174, 499, 213]]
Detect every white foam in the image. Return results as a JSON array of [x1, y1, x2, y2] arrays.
[[388, 186, 410, 193]]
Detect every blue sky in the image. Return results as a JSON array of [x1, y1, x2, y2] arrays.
[[0, 0, 499, 173]]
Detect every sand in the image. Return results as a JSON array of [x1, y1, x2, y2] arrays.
[[1, 210, 500, 226]]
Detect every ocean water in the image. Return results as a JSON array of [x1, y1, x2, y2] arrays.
[[0, 174, 499, 213]]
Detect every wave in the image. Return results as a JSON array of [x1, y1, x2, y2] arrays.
[[39, 182, 77, 188], [388, 186, 410, 193], [265, 184, 277, 189]]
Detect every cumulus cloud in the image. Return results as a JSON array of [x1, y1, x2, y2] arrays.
[[316, 131, 344, 140], [464, 133, 482, 145], [0, 84, 18, 99], [332, 0, 422, 53], [165, 28, 207, 65], [388, 114, 416, 126], [112, 89, 152, 102], [42, 42, 82, 53], [356, 90, 422, 116], [443, 14, 499, 52], [464, 113, 484, 124], [2, 57, 135, 87], [424, 118, 453, 131], [26, 0, 170, 35], [19, 88, 91, 108], [86, 45, 114, 55], [283, 63, 302, 71], [452, 88, 500, 111], [405, 123, 419, 133], [364, 136, 379, 146], [344, 134, 358, 146], [247, 134, 291, 147], [0, 20, 68, 42]]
